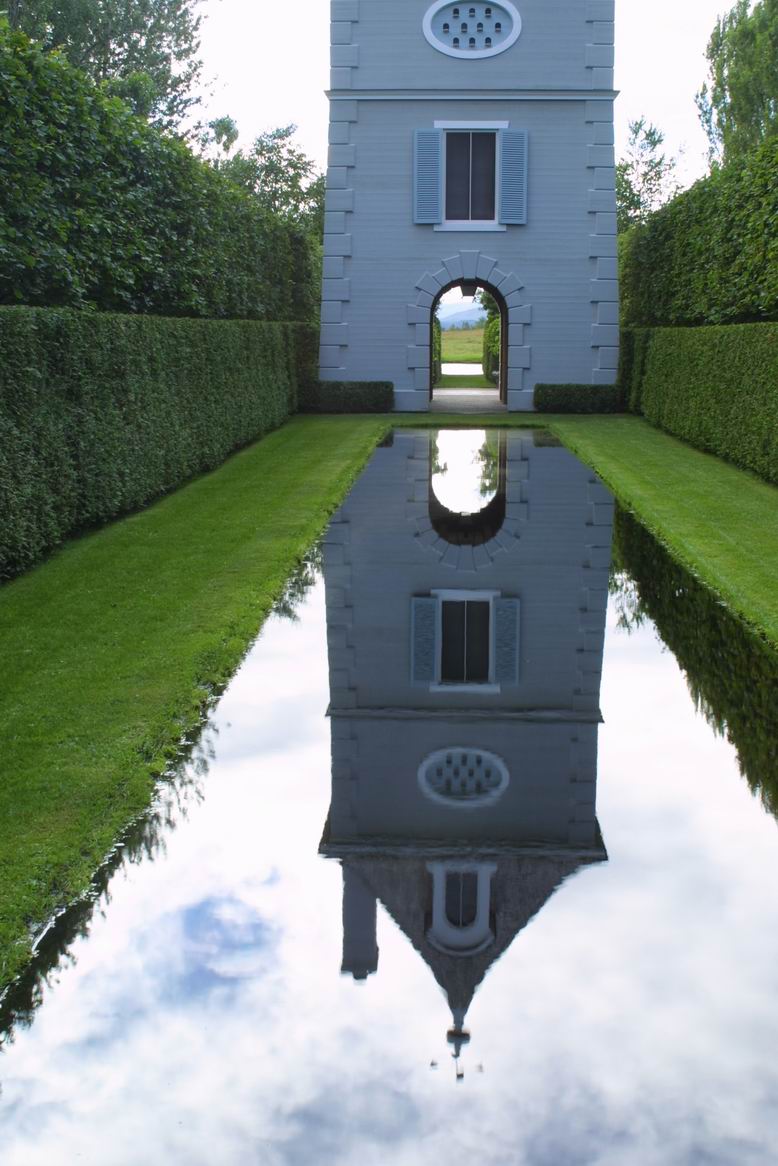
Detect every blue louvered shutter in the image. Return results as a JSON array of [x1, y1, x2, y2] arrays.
[[413, 130, 443, 224], [494, 598, 520, 685], [499, 130, 528, 225], [411, 597, 438, 685]]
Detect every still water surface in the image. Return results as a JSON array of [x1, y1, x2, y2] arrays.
[[1, 430, 777, 1165]]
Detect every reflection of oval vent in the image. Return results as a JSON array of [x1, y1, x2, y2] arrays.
[[418, 748, 509, 807]]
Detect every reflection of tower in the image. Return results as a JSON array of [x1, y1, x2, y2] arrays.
[[321, 428, 613, 1060]]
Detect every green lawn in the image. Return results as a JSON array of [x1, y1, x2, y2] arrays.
[[2, 411, 777, 995], [440, 326, 484, 363], [434, 373, 495, 388], [553, 416, 778, 649]]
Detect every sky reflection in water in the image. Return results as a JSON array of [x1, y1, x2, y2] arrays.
[[1, 432, 777, 1166]]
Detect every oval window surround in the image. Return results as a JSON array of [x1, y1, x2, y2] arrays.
[[423, 0, 522, 60], [418, 747, 510, 808]]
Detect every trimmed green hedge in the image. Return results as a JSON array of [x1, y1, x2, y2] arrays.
[[620, 137, 778, 328], [620, 323, 778, 484], [291, 323, 320, 406], [432, 315, 442, 385], [482, 315, 500, 382], [300, 381, 395, 413], [0, 28, 317, 321], [534, 384, 624, 413], [0, 307, 309, 578]]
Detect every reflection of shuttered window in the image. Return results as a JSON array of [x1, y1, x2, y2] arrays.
[[445, 871, 479, 928], [441, 599, 490, 682], [410, 594, 520, 686]]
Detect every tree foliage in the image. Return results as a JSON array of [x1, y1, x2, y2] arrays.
[[476, 288, 500, 319], [0, 27, 319, 320], [696, 0, 778, 166], [7, 0, 203, 130], [616, 118, 679, 233], [218, 125, 325, 239]]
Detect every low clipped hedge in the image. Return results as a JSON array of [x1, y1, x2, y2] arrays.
[[534, 384, 624, 413], [291, 322, 320, 405], [620, 323, 778, 484], [300, 381, 394, 413], [0, 307, 310, 578], [620, 137, 778, 329]]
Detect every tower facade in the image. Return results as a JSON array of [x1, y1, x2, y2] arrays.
[[319, 0, 619, 411]]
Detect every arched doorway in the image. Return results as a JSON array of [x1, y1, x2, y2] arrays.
[[430, 279, 509, 407]]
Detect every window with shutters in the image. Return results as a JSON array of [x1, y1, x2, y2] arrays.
[[410, 590, 520, 692], [444, 131, 497, 224], [413, 126, 528, 229]]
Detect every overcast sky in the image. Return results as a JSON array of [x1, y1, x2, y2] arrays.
[[198, 0, 731, 186]]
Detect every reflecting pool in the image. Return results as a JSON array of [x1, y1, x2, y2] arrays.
[[2, 430, 777, 1166]]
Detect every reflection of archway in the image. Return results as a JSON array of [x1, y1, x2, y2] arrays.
[[404, 429, 530, 572], [428, 433, 507, 546], [431, 279, 508, 405]]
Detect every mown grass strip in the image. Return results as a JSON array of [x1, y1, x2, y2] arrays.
[[0, 416, 384, 990], [551, 416, 778, 648]]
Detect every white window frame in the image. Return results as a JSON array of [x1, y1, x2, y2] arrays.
[[434, 122, 508, 232], [430, 589, 500, 693]]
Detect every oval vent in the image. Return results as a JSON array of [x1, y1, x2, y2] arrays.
[[423, 0, 521, 59], [418, 747, 509, 808]]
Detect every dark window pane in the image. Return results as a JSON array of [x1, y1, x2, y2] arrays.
[[445, 132, 471, 220], [471, 132, 496, 220], [441, 601, 466, 682], [445, 872, 479, 927], [465, 600, 490, 682]]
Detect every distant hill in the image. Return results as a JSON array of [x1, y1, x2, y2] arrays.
[[437, 304, 487, 331]]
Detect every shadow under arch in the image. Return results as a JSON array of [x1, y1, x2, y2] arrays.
[[428, 432, 507, 546], [430, 278, 508, 405]]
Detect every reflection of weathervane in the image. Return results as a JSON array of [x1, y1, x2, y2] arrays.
[[448, 1016, 471, 1081], [431, 1015, 484, 1082]]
